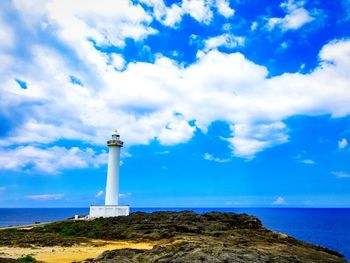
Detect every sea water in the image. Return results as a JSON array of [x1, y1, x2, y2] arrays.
[[0, 208, 349, 260]]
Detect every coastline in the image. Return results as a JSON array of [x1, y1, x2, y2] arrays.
[[0, 240, 154, 263], [1, 207, 349, 260], [0, 221, 54, 231], [0, 211, 348, 263]]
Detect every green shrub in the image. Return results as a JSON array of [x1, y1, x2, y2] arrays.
[[17, 255, 37, 263]]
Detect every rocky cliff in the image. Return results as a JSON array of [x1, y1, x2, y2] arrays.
[[0, 211, 347, 263], [76, 211, 346, 263]]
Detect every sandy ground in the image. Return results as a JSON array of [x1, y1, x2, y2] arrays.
[[0, 239, 154, 263]]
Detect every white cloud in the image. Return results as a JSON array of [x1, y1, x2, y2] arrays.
[[228, 122, 288, 158], [121, 151, 132, 158], [2, 1, 350, 161], [250, 21, 258, 31], [273, 196, 287, 205], [110, 54, 126, 71], [332, 171, 350, 178], [157, 117, 195, 145], [2, 39, 350, 158], [267, 0, 314, 31], [25, 194, 64, 201], [156, 150, 170, 154], [141, 0, 216, 26], [338, 138, 348, 149], [280, 0, 304, 11], [162, 4, 183, 26], [204, 153, 229, 163], [216, 0, 235, 18], [96, 190, 104, 198], [204, 34, 245, 52], [0, 16, 14, 49], [2, 40, 350, 159], [140, 0, 183, 27], [13, 0, 156, 74], [119, 192, 131, 198], [0, 146, 107, 174], [301, 159, 315, 164], [181, 0, 213, 24], [280, 41, 290, 49], [95, 190, 129, 199], [294, 152, 315, 165]]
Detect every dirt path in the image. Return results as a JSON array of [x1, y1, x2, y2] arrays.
[[0, 239, 154, 263]]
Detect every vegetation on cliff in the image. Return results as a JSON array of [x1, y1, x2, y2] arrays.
[[0, 211, 347, 263]]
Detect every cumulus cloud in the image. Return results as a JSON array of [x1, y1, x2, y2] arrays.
[[332, 171, 350, 178], [141, 0, 233, 26], [228, 122, 288, 158], [95, 190, 129, 199], [0, 15, 14, 49], [203, 34, 245, 52], [1, 1, 350, 164], [250, 21, 258, 31], [109, 54, 126, 71], [140, 0, 182, 27], [267, 0, 315, 31], [204, 153, 229, 163], [119, 192, 131, 198], [2, 40, 350, 159], [301, 159, 315, 164], [181, 0, 213, 24], [294, 153, 315, 165], [273, 196, 287, 205], [157, 116, 195, 145], [0, 146, 107, 174], [96, 190, 104, 198], [25, 194, 64, 201], [338, 138, 348, 149], [13, 0, 156, 74], [215, 0, 234, 18], [156, 150, 170, 154]]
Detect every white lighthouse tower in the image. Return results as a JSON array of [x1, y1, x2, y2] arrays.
[[89, 131, 129, 218], [105, 130, 123, 206]]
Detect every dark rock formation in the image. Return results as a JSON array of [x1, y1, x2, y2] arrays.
[[0, 258, 16, 263], [38, 210, 263, 241], [76, 211, 347, 263], [0, 211, 347, 262]]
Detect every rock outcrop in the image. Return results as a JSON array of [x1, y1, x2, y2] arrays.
[[0, 211, 347, 263], [75, 211, 346, 263]]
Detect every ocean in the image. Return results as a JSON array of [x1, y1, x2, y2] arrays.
[[0, 208, 349, 260]]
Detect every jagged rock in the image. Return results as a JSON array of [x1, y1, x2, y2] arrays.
[[0, 211, 347, 263], [76, 211, 347, 263], [0, 258, 16, 263]]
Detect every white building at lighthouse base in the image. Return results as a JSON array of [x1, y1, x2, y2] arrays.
[[89, 205, 129, 218]]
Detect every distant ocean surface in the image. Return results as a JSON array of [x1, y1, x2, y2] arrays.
[[0, 208, 349, 260]]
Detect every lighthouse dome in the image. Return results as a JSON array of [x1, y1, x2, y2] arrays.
[[111, 130, 120, 140], [108, 130, 123, 147]]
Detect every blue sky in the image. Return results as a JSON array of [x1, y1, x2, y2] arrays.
[[0, 0, 349, 208]]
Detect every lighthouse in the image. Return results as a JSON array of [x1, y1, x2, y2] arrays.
[[105, 130, 123, 205], [89, 131, 129, 218]]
